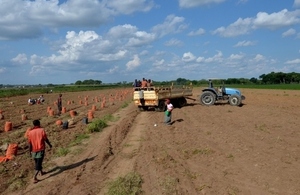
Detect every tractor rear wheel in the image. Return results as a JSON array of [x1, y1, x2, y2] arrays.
[[229, 94, 241, 106], [200, 91, 215, 106]]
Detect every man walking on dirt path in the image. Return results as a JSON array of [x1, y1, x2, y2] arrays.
[[28, 120, 52, 183], [164, 99, 174, 125], [57, 93, 62, 115]]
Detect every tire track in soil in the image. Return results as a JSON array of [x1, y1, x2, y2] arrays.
[[97, 111, 152, 194]]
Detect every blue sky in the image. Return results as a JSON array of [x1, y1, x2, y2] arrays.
[[0, 0, 300, 85]]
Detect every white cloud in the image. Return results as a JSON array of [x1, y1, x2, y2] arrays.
[[204, 51, 223, 63], [282, 28, 296, 37], [179, 0, 226, 8], [229, 54, 244, 60], [253, 9, 300, 30], [152, 15, 187, 38], [254, 54, 265, 62], [108, 24, 139, 38], [285, 59, 300, 64], [213, 9, 300, 37], [126, 54, 141, 70], [234, 40, 256, 47], [212, 17, 253, 37], [294, 0, 300, 8], [11, 54, 28, 64], [153, 59, 165, 66], [237, 0, 248, 4], [108, 66, 119, 73], [107, 0, 154, 14], [0, 0, 155, 40], [0, 68, 6, 74], [164, 38, 183, 47], [196, 57, 205, 63], [182, 52, 196, 62], [127, 31, 156, 47], [188, 28, 205, 36]]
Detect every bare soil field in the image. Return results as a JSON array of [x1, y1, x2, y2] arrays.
[[0, 87, 300, 195]]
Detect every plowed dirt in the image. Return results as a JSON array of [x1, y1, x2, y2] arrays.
[[0, 87, 300, 195]]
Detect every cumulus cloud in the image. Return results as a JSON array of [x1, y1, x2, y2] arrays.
[[126, 54, 141, 70], [228, 54, 244, 60], [11, 54, 28, 64], [254, 54, 265, 62], [285, 59, 300, 64], [164, 38, 183, 47], [234, 40, 256, 47], [294, 0, 300, 8], [212, 18, 253, 37], [204, 51, 223, 63], [107, 0, 154, 14], [213, 9, 300, 37], [253, 9, 300, 30], [188, 28, 205, 36], [179, 0, 226, 8], [182, 52, 196, 62], [153, 59, 165, 66], [152, 15, 187, 38], [0, 68, 6, 74], [282, 28, 296, 37], [0, 0, 155, 40]]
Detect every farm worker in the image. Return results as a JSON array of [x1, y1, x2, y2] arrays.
[[132, 79, 139, 87], [27, 120, 52, 183], [164, 99, 174, 125], [38, 95, 45, 103], [147, 79, 153, 87], [141, 78, 147, 88], [208, 79, 213, 88], [57, 94, 62, 115], [28, 97, 35, 105]]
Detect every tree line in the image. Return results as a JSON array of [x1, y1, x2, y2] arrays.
[[71, 72, 300, 86], [169, 72, 300, 86]]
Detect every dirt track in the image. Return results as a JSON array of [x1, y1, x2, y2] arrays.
[[1, 87, 300, 195]]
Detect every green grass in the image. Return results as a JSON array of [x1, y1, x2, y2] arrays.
[[55, 147, 70, 157], [87, 119, 108, 133], [106, 172, 143, 195], [69, 133, 90, 146], [227, 83, 300, 90]]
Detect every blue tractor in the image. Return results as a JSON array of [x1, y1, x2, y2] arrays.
[[200, 80, 245, 106]]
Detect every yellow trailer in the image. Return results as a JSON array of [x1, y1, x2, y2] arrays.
[[133, 84, 193, 111]]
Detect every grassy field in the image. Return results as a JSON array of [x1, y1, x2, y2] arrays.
[[1, 83, 299, 98]]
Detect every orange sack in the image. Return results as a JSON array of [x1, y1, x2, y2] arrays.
[[0, 143, 18, 163]]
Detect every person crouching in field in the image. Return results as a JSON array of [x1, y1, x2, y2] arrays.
[[28, 120, 52, 183], [164, 99, 174, 125]]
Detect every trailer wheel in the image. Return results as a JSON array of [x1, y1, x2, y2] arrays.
[[156, 100, 166, 112], [178, 97, 187, 107]]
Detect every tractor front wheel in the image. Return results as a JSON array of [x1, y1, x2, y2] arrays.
[[229, 94, 241, 106], [200, 91, 215, 106]]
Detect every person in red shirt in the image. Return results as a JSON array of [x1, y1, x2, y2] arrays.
[[28, 120, 52, 183]]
